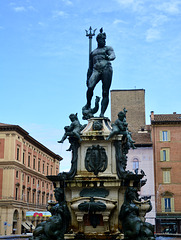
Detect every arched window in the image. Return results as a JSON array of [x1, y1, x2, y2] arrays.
[[13, 210, 19, 234], [133, 158, 139, 170]]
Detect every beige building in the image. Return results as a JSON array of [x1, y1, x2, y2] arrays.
[[0, 123, 62, 235]]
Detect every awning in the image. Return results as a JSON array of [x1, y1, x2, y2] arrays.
[[21, 221, 35, 230], [26, 211, 51, 218], [22, 222, 30, 230]]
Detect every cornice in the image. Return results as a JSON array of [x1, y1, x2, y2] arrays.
[[0, 125, 62, 161], [151, 121, 181, 126], [0, 161, 54, 181]]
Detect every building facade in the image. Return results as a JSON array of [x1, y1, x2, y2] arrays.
[[126, 130, 156, 225], [0, 123, 62, 235], [111, 89, 156, 226], [111, 89, 146, 132], [151, 112, 181, 234]]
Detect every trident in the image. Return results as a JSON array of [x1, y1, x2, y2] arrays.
[[85, 26, 97, 66]]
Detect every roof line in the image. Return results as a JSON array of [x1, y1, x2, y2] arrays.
[[0, 124, 62, 161]]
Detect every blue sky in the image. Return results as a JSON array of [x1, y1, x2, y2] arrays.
[[1, 0, 181, 170]]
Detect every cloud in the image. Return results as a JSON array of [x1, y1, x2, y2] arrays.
[[154, 1, 181, 15], [115, 0, 144, 12], [28, 6, 37, 11], [146, 28, 161, 42], [38, 22, 46, 27], [53, 10, 69, 18], [13, 6, 26, 12], [113, 19, 127, 24], [62, 0, 73, 6], [151, 14, 168, 27]]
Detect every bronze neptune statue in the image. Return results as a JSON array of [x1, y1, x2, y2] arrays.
[[83, 28, 116, 118]]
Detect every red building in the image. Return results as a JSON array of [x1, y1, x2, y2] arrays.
[[151, 112, 181, 234]]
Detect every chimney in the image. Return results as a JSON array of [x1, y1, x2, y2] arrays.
[[150, 111, 154, 121]]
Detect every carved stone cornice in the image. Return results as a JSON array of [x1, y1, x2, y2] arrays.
[[0, 161, 53, 182]]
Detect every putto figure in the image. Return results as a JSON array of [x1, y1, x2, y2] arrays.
[[83, 28, 116, 117], [106, 109, 135, 150], [58, 113, 82, 144]]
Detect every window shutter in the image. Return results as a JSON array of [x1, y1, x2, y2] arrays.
[[166, 149, 170, 161], [160, 131, 163, 141], [160, 150, 163, 161], [168, 131, 171, 141], [161, 198, 165, 212], [163, 170, 171, 183], [163, 171, 166, 183], [171, 198, 175, 212]]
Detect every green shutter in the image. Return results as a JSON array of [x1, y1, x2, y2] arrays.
[[168, 131, 171, 141], [161, 198, 165, 212], [166, 149, 170, 161], [160, 150, 163, 161], [171, 198, 175, 212], [160, 131, 163, 141]]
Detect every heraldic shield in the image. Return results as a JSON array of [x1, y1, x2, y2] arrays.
[[85, 145, 108, 175]]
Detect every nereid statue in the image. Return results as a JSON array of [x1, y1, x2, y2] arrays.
[[32, 188, 70, 240], [83, 28, 116, 118], [119, 187, 155, 240]]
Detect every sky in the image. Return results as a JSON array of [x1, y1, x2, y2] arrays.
[[1, 0, 181, 171]]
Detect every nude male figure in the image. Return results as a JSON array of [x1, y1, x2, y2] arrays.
[[84, 28, 116, 117]]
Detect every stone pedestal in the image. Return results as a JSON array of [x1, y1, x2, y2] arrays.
[[47, 117, 144, 240]]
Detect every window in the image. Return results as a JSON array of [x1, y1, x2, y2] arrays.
[[160, 130, 170, 141], [16, 171, 19, 178], [38, 159, 41, 172], [51, 166, 53, 175], [160, 148, 170, 161], [42, 195, 44, 205], [22, 189, 24, 200], [46, 195, 49, 203], [17, 147, 20, 160], [15, 187, 18, 200], [161, 192, 174, 212], [27, 176, 30, 183], [42, 182, 44, 188], [22, 173, 24, 181], [27, 191, 30, 203], [33, 157, 36, 169], [37, 193, 40, 204], [37, 180, 39, 187], [23, 151, 25, 164], [133, 158, 139, 170], [165, 198, 171, 212], [163, 170, 171, 183], [33, 178, 35, 185], [47, 183, 48, 189], [50, 184, 52, 190], [43, 163, 45, 174], [28, 154, 31, 167], [32, 192, 35, 204], [47, 165, 49, 175]]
